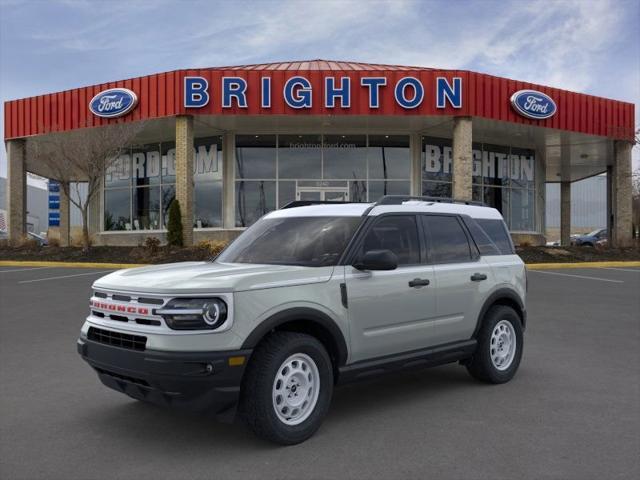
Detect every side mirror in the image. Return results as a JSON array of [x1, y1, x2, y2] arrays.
[[353, 249, 398, 271]]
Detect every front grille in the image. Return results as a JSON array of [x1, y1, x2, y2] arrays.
[[88, 327, 147, 351]]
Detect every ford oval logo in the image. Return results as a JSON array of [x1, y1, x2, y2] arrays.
[[89, 88, 138, 118], [510, 89, 556, 120]]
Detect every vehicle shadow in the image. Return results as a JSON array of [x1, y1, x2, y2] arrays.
[[78, 364, 483, 450]]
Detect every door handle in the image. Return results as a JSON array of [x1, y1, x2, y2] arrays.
[[470, 273, 488, 282], [408, 278, 430, 288]]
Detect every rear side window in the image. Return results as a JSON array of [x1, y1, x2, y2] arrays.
[[462, 217, 501, 256], [475, 219, 514, 254], [359, 215, 420, 265], [423, 215, 472, 264]]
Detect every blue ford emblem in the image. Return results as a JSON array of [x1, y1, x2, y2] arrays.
[[89, 88, 138, 118], [510, 89, 556, 120]]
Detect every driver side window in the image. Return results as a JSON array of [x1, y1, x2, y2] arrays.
[[359, 215, 420, 265]]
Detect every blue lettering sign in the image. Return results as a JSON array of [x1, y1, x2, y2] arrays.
[[325, 77, 351, 108], [222, 77, 248, 108], [394, 77, 424, 109], [283, 76, 312, 109], [184, 77, 209, 108], [261, 77, 271, 108], [436, 77, 462, 108], [360, 77, 387, 108]]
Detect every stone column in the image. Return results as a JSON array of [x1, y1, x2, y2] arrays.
[[6, 139, 27, 244], [222, 133, 236, 228], [409, 133, 422, 196], [611, 141, 633, 247], [452, 117, 472, 201], [59, 182, 70, 247], [175, 115, 194, 246], [560, 181, 571, 246]]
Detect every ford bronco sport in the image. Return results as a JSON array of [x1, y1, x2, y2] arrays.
[[78, 196, 526, 444]]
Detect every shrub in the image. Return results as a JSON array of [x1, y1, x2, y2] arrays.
[[166, 200, 183, 247], [48, 237, 61, 248], [195, 239, 228, 258], [143, 236, 161, 255]]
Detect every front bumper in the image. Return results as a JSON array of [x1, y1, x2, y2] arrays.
[[77, 337, 252, 419]]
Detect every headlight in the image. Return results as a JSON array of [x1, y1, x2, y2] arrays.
[[156, 298, 228, 330]]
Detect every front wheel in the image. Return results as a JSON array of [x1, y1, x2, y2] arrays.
[[240, 332, 333, 445], [466, 305, 523, 384]]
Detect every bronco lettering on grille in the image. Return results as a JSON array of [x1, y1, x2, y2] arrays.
[[89, 300, 149, 315]]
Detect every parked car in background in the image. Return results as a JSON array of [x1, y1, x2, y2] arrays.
[[27, 231, 48, 246], [571, 229, 607, 247]]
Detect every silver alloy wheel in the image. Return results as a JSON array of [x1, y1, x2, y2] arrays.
[[272, 353, 320, 426], [490, 320, 517, 371]]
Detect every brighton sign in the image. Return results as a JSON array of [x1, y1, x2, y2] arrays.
[[183, 75, 463, 110], [89, 88, 138, 118], [510, 89, 557, 120]]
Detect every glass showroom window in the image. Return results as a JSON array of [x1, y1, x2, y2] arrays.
[[235, 134, 411, 227], [104, 136, 223, 231], [422, 136, 536, 231], [422, 137, 453, 198], [194, 136, 223, 228]]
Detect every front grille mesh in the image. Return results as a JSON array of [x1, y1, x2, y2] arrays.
[[88, 327, 147, 351]]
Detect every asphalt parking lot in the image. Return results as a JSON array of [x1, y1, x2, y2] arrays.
[[1, 265, 639, 480]]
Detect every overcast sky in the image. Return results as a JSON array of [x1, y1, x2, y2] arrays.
[[1, 0, 638, 180]]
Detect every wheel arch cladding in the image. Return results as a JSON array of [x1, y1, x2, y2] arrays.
[[473, 288, 526, 337], [241, 307, 349, 370]]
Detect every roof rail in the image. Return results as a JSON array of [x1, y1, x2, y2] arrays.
[[281, 200, 365, 209], [373, 195, 487, 207]]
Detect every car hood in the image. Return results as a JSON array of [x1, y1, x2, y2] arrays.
[[92, 261, 336, 294]]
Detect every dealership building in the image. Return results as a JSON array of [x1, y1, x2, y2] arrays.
[[3, 60, 635, 246]]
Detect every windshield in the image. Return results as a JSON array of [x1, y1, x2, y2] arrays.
[[217, 216, 362, 266], [586, 229, 603, 237]]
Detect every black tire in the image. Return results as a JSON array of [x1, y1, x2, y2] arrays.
[[240, 332, 333, 445], [466, 305, 523, 384]]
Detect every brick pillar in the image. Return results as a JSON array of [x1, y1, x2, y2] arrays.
[[222, 133, 236, 228], [410, 133, 422, 196], [175, 115, 194, 246], [452, 117, 472, 201], [6, 139, 27, 244], [560, 181, 571, 246], [611, 141, 633, 247], [59, 182, 71, 246]]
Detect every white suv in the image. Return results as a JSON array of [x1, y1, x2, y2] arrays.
[[78, 196, 526, 444]]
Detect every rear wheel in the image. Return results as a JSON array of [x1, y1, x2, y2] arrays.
[[240, 332, 333, 445], [466, 305, 523, 384]]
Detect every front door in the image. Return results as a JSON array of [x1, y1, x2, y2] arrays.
[[344, 214, 438, 362]]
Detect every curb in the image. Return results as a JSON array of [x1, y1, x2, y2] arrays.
[[2, 260, 639, 270], [0, 260, 147, 269], [526, 261, 640, 270]]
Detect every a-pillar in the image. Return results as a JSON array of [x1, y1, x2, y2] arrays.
[[6, 139, 27, 244], [175, 115, 194, 246], [611, 141, 633, 247], [560, 181, 571, 246], [452, 117, 472, 201]]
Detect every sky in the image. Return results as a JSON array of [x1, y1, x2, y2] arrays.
[[1, 0, 638, 182]]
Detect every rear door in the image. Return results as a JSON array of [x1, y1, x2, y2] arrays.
[[345, 214, 437, 362], [421, 214, 493, 344]]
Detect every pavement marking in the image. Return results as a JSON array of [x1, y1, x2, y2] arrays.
[[526, 261, 640, 270], [0, 266, 57, 273], [529, 270, 624, 283], [18, 270, 114, 284], [599, 267, 640, 273]]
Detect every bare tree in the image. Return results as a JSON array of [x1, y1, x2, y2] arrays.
[[27, 121, 144, 250]]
